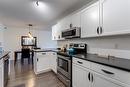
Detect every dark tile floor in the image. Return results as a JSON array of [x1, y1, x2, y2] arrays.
[[7, 59, 65, 87]]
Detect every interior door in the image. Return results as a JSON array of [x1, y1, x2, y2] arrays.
[[101, 0, 130, 35], [72, 64, 91, 87], [81, 1, 100, 38], [92, 73, 125, 87]]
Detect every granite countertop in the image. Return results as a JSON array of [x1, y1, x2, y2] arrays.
[[57, 51, 130, 72], [32, 49, 130, 72], [33, 48, 59, 52], [0, 51, 10, 60]]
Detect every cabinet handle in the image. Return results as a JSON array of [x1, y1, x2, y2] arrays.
[[37, 58, 39, 62], [42, 53, 46, 55], [100, 27, 103, 34], [101, 69, 114, 75], [97, 27, 99, 34], [58, 35, 60, 39], [56, 59, 58, 62], [77, 61, 83, 64], [88, 72, 91, 81], [70, 23, 73, 28], [91, 73, 94, 82]]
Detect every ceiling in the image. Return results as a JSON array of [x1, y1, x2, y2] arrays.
[[0, 0, 92, 30]]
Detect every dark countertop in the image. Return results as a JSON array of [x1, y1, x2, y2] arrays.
[[57, 51, 130, 72], [0, 51, 10, 60], [33, 48, 58, 52], [32, 49, 130, 72]]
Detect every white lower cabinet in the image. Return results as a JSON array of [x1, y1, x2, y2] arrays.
[[72, 57, 129, 87], [73, 64, 90, 87], [0, 59, 3, 87], [36, 52, 50, 73], [92, 73, 124, 87], [49, 52, 57, 73], [34, 52, 57, 74]]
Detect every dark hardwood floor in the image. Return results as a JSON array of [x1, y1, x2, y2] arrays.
[[7, 59, 65, 87]]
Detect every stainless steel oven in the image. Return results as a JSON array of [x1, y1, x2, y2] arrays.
[[57, 54, 72, 87], [57, 43, 87, 87]]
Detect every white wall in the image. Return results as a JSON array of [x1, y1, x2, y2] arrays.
[[3, 27, 57, 60], [57, 35, 130, 59], [0, 25, 5, 48]]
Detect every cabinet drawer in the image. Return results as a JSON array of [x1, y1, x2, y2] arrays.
[[91, 62, 130, 85], [73, 57, 91, 69], [36, 52, 48, 56], [47, 52, 57, 55]]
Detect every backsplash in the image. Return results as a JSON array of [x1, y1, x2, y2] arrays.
[[57, 35, 130, 59]]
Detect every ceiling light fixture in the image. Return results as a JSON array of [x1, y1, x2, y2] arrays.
[[28, 24, 33, 39], [36, 0, 39, 6]]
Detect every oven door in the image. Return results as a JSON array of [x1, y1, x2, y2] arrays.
[[57, 55, 71, 79]]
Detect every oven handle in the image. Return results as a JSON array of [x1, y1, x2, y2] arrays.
[[58, 55, 71, 61]]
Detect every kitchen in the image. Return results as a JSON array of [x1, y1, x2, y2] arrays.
[[0, 0, 130, 87]]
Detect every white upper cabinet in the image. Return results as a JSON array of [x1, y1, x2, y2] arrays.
[[52, 25, 58, 40], [59, 12, 81, 30], [52, 24, 60, 40], [71, 12, 81, 28], [52, 0, 130, 39], [52, 23, 64, 40], [81, 0, 130, 38], [100, 0, 130, 36], [81, 1, 100, 38], [60, 16, 72, 30]]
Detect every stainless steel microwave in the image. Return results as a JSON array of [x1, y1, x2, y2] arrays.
[[61, 27, 81, 38]]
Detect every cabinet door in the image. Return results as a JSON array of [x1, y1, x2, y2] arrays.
[[49, 52, 57, 73], [71, 12, 81, 27], [36, 53, 50, 73], [92, 73, 125, 87], [56, 23, 64, 40], [52, 23, 63, 40], [101, 0, 130, 35], [81, 2, 100, 38], [64, 16, 72, 30], [0, 59, 3, 87], [52, 24, 60, 40], [73, 64, 91, 87], [0, 66, 2, 87], [52, 25, 57, 40]]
